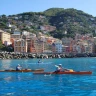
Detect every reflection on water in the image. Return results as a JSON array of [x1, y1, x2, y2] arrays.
[[0, 59, 12, 69]]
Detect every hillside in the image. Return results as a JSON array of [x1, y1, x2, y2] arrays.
[[0, 8, 96, 39]]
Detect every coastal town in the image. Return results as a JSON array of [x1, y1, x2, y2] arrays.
[[0, 10, 96, 59], [0, 28, 96, 59], [1, 1, 96, 96]]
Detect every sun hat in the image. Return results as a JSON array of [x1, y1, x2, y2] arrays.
[[58, 64, 62, 66]]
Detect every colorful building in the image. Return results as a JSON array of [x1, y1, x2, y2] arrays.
[[0, 30, 11, 44], [14, 39, 27, 53], [52, 40, 62, 53]]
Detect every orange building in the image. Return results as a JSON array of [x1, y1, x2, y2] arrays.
[[29, 39, 44, 53]]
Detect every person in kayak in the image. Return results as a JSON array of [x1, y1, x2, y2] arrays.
[[16, 64, 22, 71], [55, 64, 73, 72], [38, 60, 42, 63], [55, 64, 63, 72]]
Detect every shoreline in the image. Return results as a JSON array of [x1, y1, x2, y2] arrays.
[[0, 52, 96, 59]]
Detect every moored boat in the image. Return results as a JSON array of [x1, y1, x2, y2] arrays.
[[0, 69, 44, 72], [34, 71, 92, 75]]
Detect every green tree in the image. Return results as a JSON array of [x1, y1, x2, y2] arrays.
[[0, 41, 4, 50]]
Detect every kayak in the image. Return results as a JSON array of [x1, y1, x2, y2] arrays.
[[34, 71, 92, 75], [28, 62, 52, 64], [0, 69, 44, 72]]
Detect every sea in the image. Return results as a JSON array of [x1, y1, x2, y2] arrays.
[[0, 58, 96, 96]]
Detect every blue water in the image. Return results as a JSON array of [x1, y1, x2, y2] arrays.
[[0, 58, 96, 96]]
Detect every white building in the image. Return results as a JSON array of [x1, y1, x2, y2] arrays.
[[13, 31, 21, 35], [6, 22, 12, 27], [54, 40, 62, 53], [76, 45, 81, 53], [4, 41, 12, 46], [11, 31, 21, 40]]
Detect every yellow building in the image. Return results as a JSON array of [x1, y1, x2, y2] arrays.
[[14, 39, 27, 53], [0, 29, 11, 44]]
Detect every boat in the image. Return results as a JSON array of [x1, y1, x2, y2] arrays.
[[28, 62, 52, 64], [33, 71, 92, 75], [0, 69, 44, 72]]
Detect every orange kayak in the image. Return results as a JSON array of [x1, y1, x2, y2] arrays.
[[0, 69, 44, 72], [34, 71, 92, 75]]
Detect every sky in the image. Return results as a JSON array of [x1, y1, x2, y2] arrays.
[[0, 0, 96, 17]]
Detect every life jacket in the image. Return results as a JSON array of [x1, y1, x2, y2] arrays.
[[57, 66, 62, 71], [59, 67, 63, 71]]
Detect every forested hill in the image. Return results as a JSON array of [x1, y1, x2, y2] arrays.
[[0, 8, 96, 39], [44, 8, 96, 38]]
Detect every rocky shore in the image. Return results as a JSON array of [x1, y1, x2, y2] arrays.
[[0, 52, 96, 59]]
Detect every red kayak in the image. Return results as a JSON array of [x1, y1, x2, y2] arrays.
[[34, 71, 92, 75], [0, 69, 44, 72]]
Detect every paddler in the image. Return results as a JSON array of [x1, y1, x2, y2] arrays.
[[38, 60, 41, 63], [55, 64, 63, 72], [16, 64, 22, 71], [55, 64, 74, 72]]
